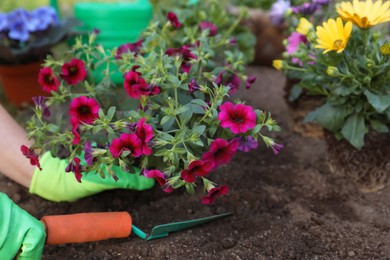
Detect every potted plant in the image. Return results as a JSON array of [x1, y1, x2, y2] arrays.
[[22, 10, 282, 204], [228, 0, 331, 66], [0, 6, 74, 106], [274, 0, 390, 192]]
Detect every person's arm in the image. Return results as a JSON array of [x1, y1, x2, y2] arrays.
[[0, 104, 35, 188], [0, 104, 155, 202]]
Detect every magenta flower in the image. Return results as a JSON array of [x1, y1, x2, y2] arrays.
[[70, 116, 80, 145], [201, 185, 229, 205], [32, 96, 50, 118], [136, 118, 154, 156], [144, 169, 173, 193], [181, 160, 215, 183], [60, 58, 87, 85], [218, 102, 256, 134], [69, 96, 100, 124], [65, 157, 82, 183], [237, 136, 258, 152], [188, 78, 201, 93], [199, 21, 218, 36], [215, 70, 241, 95], [202, 138, 239, 168], [110, 133, 143, 158], [115, 39, 144, 59], [165, 45, 197, 74], [245, 75, 256, 89], [167, 12, 181, 28], [123, 71, 159, 99], [38, 67, 60, 93], [20, 145, 42, 170], [287, 32, 307, 55]]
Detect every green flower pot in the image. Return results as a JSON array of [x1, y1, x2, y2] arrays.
[[73, 0, 153, 84]]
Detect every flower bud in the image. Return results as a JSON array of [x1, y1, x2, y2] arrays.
[[380, 43, 390, 55], [365, 58, 375, 68], [364, 76, 371, 85], [326, 66, 339, 77]]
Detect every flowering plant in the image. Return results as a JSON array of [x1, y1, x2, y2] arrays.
[[24, 8, 281, 204], [273, 0, 390, 149], [0, 6, 74, 65]]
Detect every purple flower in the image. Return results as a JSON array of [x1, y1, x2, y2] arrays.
[[165, 45, 197, 74], [32, 96, 51, 118], [188, 78, 201, 93], [83, 142, 94, 166], [0, 14, 8, 32], [115, 39, 144, 59], [271, 142, 284, 155], [31, 6, 57, 30], [313, 0, 330, 5], [215, 70, 241, 95], [229, 37, 237, 45], [291, 3, 319, 15], [245, 75, 256, 89], [8, 19, 30, 41], [287, 32, 308, 55], [269, 0, 291, 25], [237, 136, 258, 152]]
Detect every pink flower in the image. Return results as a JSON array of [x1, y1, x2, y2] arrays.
[[167, 12, 181, 28], [286, 32, 307, 55], [20, 145, 42, 170], [181, 160, 215, 183], [60, 58, 87, 85], [201, 185, 229, 204], [38, 67, 60, 93], [202, 138, 238, 168], [144, 169, 173, 193], [165, 45, 197, 74], [109, 133, 143, 158], [115, 39, 144, 59], [136, 118, 154, 155], [199, 21, 218, 36], [69, 96, 100, 124], [218, 102, 256, 134], [123, 71, 159, 99], [65, 157, 82, 183]]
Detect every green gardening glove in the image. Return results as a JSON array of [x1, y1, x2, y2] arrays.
[[29, 152, 155, 202], [0, 193, 46, 260]]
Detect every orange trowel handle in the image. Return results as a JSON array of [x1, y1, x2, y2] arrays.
[[41, 212, 132, 244]]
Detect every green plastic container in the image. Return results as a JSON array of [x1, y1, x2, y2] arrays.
[[73, 1, 153, 84]]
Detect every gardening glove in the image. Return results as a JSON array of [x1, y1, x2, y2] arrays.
[[0, 192, 46, 260], [29, 152, 155, 202]]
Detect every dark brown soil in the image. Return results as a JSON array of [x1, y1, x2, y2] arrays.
[[2, 66, 390, 259]]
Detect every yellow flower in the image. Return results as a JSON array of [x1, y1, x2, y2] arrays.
[[315, 17, 353, 54], [272, 59, 283, 70], [380, 43, 390, 55], [326, 66, 339, 77], [336, 0, 390, 28], [296, 17, 314, 36]]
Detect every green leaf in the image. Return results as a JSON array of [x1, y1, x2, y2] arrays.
[[179, 106, 193, 126], [305, 103, 347, 132], [370, 120, 389, 133], [341, 113, 365, 150], [191, 99, 208, 107], [364, 90, 390, 113], [106, 106, 116, 121], [192, 125, 206, 136], [157, 132, 175, 142]]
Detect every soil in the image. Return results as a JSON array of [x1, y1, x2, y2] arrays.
[[2, 66, 390, 260]]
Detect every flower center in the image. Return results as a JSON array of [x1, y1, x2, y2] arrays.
[[44, 75, 54, 84], [78, 105, 91, 115], [333, 39, 343, 49], [230, 111, 244, 123], [69, 66, 78, 75]]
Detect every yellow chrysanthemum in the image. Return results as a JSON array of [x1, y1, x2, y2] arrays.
[[336, 0, 390, 28], [315, 17, 353, 54], [380, 43, 390, 55], [272, 59, 283, 70], [296, 17, 314, 36]]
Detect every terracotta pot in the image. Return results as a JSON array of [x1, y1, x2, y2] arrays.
[[284, 78, 324, 138], [227, 6, 286, 66], [0, 61, 46, 106], [324, 129, 390, 193]]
